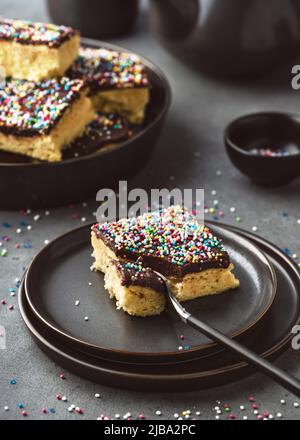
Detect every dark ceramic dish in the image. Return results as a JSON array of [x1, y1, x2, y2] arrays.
[[224, 112, 300, 186], [0, 38, 171, 210], [24, 222, 276, 365], [19, 224, 300, 391]]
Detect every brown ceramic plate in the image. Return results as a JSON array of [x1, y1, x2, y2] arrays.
[[19, 224, 300, 391], [23, 222, 276, 365]]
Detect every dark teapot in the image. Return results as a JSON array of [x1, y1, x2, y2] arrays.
[[149, 0, 300, 77]]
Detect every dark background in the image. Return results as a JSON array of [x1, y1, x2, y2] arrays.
[[0, 0, 300, 420]]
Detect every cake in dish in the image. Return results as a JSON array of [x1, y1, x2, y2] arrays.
[[68, 47, 150, 124], [65, 112, 133, 158], [92, 206, 240, 316], [0, 77, 94, 162], [0, 17, 80, 81]]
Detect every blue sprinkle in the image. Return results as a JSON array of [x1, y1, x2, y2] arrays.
[[2, 223, 11, 228], [284, 247, 291, 255], [23, 243, 32, 249], [20, 221, 28, 227], [10, 379, 17, 385], [18, 403, 24, 409], [283, 212, 289, 218], [49, 408, 56, 414]]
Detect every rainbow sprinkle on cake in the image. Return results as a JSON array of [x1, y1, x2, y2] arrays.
[[0, 77, 86, 136], [93, 206, 230, 277], [68, 47, 149, 93], [0, 17, 77, 47]]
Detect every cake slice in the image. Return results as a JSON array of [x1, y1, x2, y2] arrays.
[[0, 77, 95, 162], [92, 206, 240, 316], [0, 17, 80, 81], [104, 260, 166, 317], [68, 47, 150, 124]]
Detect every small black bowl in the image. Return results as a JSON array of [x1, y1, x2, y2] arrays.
[[0, 38, 171, 210], [224, 112, 300, 186]]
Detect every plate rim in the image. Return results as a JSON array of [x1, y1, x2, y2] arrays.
[[0, 37, 171, 169], [23, 221, 277, 361], [18, 224, 300, 389]]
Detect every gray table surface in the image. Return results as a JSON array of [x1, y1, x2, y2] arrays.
[[1, 0, 300, 421]]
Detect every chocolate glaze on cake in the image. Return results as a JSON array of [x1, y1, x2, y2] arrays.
[[65, 112, 132, 159], [0, 17, 77, 48], [68, 47, 149, 94], [0, 78, 86, 137], [113, 260, 165, 293], [93, 206, 231, 278]]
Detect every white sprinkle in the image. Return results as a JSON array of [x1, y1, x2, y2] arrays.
[[216, 410, 222, 415], [88, 282, 92, 286], [230, 207, 236, 213], [16, 228, 22, 234], [294, 402, 299, 408], [252, 226, 258, 232], [215, 415, 220, 420], [174, 413, 179, 418], [95, 393, 101, 398], [292, 254, 298, 259], [27, 209, 31, 215], [269, 414, 274, 420], [280, 399, 286, 405], [68, 407, 73, 412], [45, 211, 50, 216], [240, 405, 245, 411], [213, 200, 219, 206], [185, 414, 190, 419], [297, 219, 300, 224], [214, 406, 220, 411], [216, 170, 222, 176], [81, 217, 87, 222], [156, 410, 162, 416], [277, 412, 282, 419], [253, 410, 259, 415], [195, 411, 201, 416], [4, 406, 9, 411], [211, 190, 217, 196], [44, 240, 50, 245], [114, 413, 120, 419], [178, 417, 183, 420], [75, 300, 80, 307], [27, 225, 32, 231], [10, 291, 15, 297], [243, 416, 248, 420], [178, 346, 183, 351], [62, 396, 67, 402], [71, 405, 76, 410], [84, 316, 89, 321], [33, 215, 40, 221]]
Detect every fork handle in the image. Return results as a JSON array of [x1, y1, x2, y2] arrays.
[[187, 314, 300, 398]]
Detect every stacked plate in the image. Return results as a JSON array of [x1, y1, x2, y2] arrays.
[[19, 222, 300, 391]]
